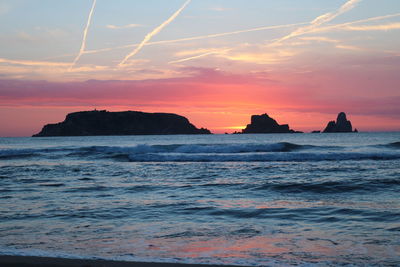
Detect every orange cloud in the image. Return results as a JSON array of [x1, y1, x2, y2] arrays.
[[1, 64, 399, 136]]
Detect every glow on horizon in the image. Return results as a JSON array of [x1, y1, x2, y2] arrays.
[[0, 0, 399, 136]]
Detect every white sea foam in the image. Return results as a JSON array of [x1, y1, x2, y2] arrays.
[[1, 142, 400, 162], [92, 142, 305, 154]]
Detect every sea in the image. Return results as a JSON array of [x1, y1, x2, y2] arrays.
[[0, 133, 399, 266]]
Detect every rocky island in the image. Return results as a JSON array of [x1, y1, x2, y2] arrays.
[[242, 113, 299, 133], [323, 112, 357, 133], [33, 110, 211, 137]]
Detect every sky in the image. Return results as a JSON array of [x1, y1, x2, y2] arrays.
[[0, 0, 400, 136]]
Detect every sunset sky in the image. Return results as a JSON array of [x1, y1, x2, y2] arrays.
[[1, 0, 400, 136]]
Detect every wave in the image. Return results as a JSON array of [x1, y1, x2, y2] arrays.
[[0, 142, 306, 160], [125, 152, 400, 162], [70, 143, 399, 162], [0, 149, 39, 160], [178, 205, 400, 223], [86, 142, 312, 154], [1, 142, 400, 162], [387, 141, 400, 148], [0, 142, 310, 160], [0, 147, 76, 160], [255, 178, 400, 194], [372, 141, 400, 149]]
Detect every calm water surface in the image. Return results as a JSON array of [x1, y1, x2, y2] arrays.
[[0, 133, 399, 266]]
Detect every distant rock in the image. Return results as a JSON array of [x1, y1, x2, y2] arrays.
[[311, 130, 321, 133], [242, 113, 298, 133], [323, 112, 356, 133], [33, 110, 211, 137]]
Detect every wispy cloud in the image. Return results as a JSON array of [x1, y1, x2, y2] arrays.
[[84, 13, 400, 57], [300, 36, 340, 43], [272, 0, 362, 45], [311, 0, 361, 26], [70, 0, 97, 69], [0, 58, 71, 67], [169, 43, 297, 65], [175, 48, 222, 57], [169, 49, 231, 64], [340, 22, 400, 31], [42, 21, 307, 62], [299, 36, 367, 52], [335, 44, 366, 51], [222, 49, 297, 65], [106, 24, 142, 30], [118, 0, 191, 67], [311, 13, 400, 33], [84, 22, 307, 56]]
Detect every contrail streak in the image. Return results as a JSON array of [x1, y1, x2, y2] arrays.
[[118, 0, 191, 67], [170, 2, 400, 65], [271, 0, 361, 45], [340, 22, 400, 31], [169, 49, 231, 64], [70, 0, 96, 69], [84, 22, 307, 55], [42, 12, 400, 61], [312, 0, 361, 26], [313, 13, 400, 33], [166, 0, 362, 65], [41, 22, 307, 60]]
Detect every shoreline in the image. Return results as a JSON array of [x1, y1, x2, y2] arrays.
[[0, 255, 251, 267]]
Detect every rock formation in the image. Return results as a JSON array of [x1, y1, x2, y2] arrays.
[[33, 110, 211, 137], [323, 112, 355, 133], [242, 113, 298, 133]]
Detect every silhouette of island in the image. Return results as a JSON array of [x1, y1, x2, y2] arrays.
[[33, 110, 211, 137], [323, 112, 357, 133], [242, 114, 300, 133]]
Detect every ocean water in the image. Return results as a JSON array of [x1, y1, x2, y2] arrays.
[[0, 133, 399, 266]]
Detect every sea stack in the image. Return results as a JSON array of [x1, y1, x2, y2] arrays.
[[242, 113, 297, 133], [323, 112, 355, 133], [33, 110, 211, 137]]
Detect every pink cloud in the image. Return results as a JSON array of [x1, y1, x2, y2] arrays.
[[0, 66, 399, 136]]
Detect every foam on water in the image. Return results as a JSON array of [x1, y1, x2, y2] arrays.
[[1, 133, 399, 266], [1, 141, 400, 162]]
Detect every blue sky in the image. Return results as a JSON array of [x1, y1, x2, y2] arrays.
[[1, 0, 399, 67]]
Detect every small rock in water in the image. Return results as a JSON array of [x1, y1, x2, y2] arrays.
[[323, 112, 355, 133]]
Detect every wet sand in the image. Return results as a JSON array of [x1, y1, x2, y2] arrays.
[[0, 255, 250, 267]]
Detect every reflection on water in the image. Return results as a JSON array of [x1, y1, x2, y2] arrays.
[[0, 133, 400, 266]]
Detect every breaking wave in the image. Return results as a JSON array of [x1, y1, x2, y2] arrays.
[[88, 142, 311, 154], [1, 142, 400, 162], [0, 142, 309, 160], [124, 152, 400, 162], [387, 141, 400, 148]]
